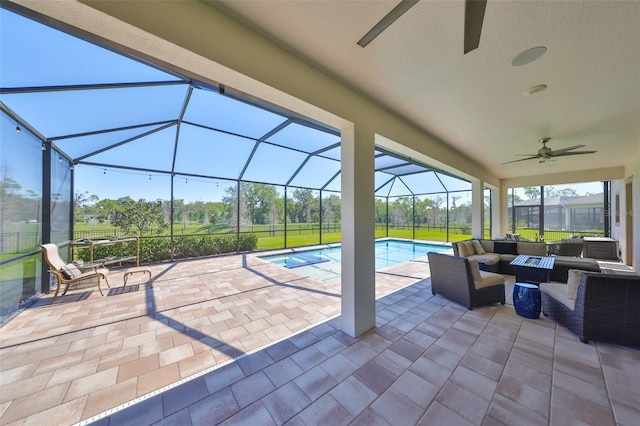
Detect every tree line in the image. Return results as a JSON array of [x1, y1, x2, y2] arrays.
[[75, 183, 344, 236]]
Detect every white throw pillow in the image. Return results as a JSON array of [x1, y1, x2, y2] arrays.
[[566, 269, 584, 300], [60, 263, 82, 280], [472, 240, 486, 255]]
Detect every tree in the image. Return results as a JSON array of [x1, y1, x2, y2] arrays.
[[95, 198, 121, 221], [430, 196, 445, 228], [241, 183, 278, 225], [389, 196, 412, 227], [0, 171, 22, 252], [414, 197, 435, 226], [322, 193, 341, 227], [374, 198, 387, 224], [74, 190, 99, 221], [508, 192, 523, 207], [74, 190, 98, 210], [113, 199, 168, 236], [290, 188, 318, 223], [524, 186, 541, 200], [222, 186, 240, 229], [548, 187, 579, 197]]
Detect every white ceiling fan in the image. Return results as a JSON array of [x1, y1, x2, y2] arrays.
[[503, 137, 597, 164], [357, 0, 487, 54]]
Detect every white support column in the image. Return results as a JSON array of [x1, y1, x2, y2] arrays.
[[499, 183, 510, 236], [340, 124, 375, 338], [491, 188, 501, 239], [471, 179, 485, 238]]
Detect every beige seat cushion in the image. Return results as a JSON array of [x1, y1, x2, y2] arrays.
[[476, 271, 506, 289], [468, 259, 482, 281], [517, 242, 547, 256], [499, 254, 518, 263], [468, 253, 501, 266], [469, 259, 505, 289], [553, 256, 600, 269], [480, 240, 494, 253], [540, 282, 576, 310]]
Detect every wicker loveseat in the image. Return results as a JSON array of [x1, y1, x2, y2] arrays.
[[540, 271, 640, 347], [427, 252, 505, 309], [452, 239, 601, 282]]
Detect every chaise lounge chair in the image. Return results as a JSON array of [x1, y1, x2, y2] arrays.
[[40, 243, 110, 304]]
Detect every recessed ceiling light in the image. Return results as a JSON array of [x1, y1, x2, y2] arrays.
[[512, 46, 547, 66], [524, 84, 547, 96]]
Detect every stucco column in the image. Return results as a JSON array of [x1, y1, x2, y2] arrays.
[[491, 187, 501, 238], [471, 179, 485, 238], [341, 124, 375, 338]]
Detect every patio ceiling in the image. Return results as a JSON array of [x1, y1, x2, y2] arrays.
[[0, 7, 470, 198]]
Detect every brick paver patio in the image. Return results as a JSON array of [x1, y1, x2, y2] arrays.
[[0, 249, 432, 424], [1, 248, 638, 425]]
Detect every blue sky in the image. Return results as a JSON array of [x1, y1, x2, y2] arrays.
[[1, 8, 604, 205]]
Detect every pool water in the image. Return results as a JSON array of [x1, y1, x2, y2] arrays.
[[261, 239, 450, 282]]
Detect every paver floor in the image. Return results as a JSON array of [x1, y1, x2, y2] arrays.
[[0, 250, 432, 425], [1, 249, 638, 425]]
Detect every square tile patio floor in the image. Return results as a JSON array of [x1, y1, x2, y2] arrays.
[[0, 251, 638, 425]]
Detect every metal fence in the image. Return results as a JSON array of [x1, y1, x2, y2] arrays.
[[0, 231, 68, 255]]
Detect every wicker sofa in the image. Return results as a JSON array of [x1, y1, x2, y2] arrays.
[[540, 271, 640, 347], [452, 239, 601, 282], [427, 252, 505, 309]]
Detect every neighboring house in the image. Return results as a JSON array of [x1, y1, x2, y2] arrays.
[[515, 193, 604, 231]]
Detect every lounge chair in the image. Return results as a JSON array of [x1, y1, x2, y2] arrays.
[[427, 252, 506, 309], [40, 243, 110, 304], [541, 271, 640, 347], [547, 238, 584, 257]]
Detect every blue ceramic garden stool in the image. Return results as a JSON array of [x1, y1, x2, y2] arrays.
[[513, 282, 541, 319]]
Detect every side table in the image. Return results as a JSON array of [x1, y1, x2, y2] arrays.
[[513, 282, 541, 319]]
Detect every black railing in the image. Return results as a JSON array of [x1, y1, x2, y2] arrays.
[[513, 228, 605, 242]]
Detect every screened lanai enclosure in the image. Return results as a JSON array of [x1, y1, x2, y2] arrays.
[[0, 7, 487, 320]]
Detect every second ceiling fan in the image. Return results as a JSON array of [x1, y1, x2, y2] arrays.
[[357, 0, 487, 54], [503, 138, 597, 164]]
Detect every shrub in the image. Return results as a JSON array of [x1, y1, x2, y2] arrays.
[[75, 233, 259, 264]]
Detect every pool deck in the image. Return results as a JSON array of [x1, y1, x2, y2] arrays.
[[0, 248, 440, 425], [1, 246, 638, 425]]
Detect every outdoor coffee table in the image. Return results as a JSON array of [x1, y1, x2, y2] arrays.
[[510, 254, 555, 285]]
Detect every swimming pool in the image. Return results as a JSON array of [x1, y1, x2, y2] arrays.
[[260, 239, 450, 281]]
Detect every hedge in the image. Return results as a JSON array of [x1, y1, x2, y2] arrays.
[[75, 233, 258, 264]]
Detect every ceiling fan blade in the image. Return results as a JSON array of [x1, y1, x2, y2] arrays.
[[502, 156, 538, 164], [549, 144, 585, 155], [464, 0, 487, 54], [552, 150, 597, 157], [514, 153, 539, 157], [357, 0, 419, 48]]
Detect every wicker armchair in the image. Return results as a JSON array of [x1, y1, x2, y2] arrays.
[[427, 252, 505, 309], [541, 272, 640, 347], [41, 243, 110, 304], [547, 239, 584, 257]]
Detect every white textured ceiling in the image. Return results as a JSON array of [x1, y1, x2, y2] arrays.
[[208, 0, 639, 180]]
